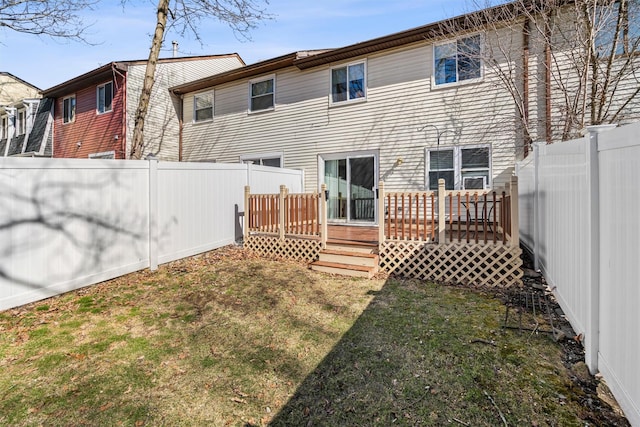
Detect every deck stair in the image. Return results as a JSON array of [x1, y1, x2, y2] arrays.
[[310, 241, 379, 278]]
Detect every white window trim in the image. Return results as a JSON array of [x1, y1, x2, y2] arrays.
[[17, 109, 26, 135], [240, 151, 283, 166], [89, 150, 116, 159], [329, 60, 368, 106], [193, 91, 214, 123], [248, 74, 275, 114], [62, 95, 76, 124], [432, 33, 484, 89], [96, 81, 113, 115], [424, 144, 492, 190]]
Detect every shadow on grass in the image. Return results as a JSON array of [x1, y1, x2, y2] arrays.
[[265, 276, 587, 427]]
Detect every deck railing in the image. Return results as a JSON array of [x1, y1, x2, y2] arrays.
[[378, 176, 519, 246], [245, 176, 519, 248], [244, 184, 328, 246]]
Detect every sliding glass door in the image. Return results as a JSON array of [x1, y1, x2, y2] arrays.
[[322, 153, 376, 223]]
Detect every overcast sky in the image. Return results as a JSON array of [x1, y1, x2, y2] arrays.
[[0, 0, 489, 90]]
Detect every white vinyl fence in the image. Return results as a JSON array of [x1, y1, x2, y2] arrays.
[[516, 122, 640, 426], [0, 158, 303, 311]]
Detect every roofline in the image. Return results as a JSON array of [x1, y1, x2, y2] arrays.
[[42, 62, 127, 98], [295, 2, 529, 69], [170, 51, 331, 95], [169, 1, 531, 94], [42, 53, 244, 98], [0, 72, 41, 92]]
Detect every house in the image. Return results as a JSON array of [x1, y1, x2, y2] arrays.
[[0, 73, 52, 157], [169, 1, 639, 226], [0, 72, 39, 104], [41, 54, 245, 160]]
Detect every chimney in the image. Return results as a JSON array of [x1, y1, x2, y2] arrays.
[[172, 41, 179, 58]]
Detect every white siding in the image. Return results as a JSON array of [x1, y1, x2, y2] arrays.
[[125, 56, 243, 160], [182, 31, 524, 193]]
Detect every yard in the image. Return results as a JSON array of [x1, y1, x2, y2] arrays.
[[0, 246, 627, 426]]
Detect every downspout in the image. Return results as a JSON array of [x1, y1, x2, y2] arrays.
[[178, 93, 184, 162], [544, 13, 552, 143], [111, 63, 127, 159], [523, 18, 530, 157]]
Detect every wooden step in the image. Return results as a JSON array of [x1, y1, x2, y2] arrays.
[[318, 249, 378, 268], [325, 240, 378, 254], [310, 260, 377, 279]]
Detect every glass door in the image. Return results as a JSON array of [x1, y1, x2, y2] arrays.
[[323, 154, 376, 223]]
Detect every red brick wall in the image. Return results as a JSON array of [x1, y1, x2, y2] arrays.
[[53, 74, 126, 159]]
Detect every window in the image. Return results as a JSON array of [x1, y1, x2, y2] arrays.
[[249, 76, 275, 112], [194, 92, 213, 122], [331, 62, 366, 103], [240, 152, 282, 167], [1, 117, 7, 139], [63, 96, 76, 124], [595, 0, 640, 56], [17, 110, 26, 135], [426, 145, 490, 190], [89, 151, 115, 159], [97, 82, 113, 114], [434, 34, 482, 86]]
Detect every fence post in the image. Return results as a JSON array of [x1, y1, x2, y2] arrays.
[[509, 175, 520, 247], [320, 183, 328, 249], [533, 142, 542, 271], [279, 185, 286, 241], [438, 179, 446, 243], [378, 181, 385, 246], [244, 186, 250, 241], [148, 159, 158, 271], [584, 127, 603, 374]]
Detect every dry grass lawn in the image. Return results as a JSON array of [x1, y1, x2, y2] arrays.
[[0, 246, 628, 426]]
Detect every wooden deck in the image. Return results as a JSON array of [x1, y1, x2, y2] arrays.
[[327, 225, 379, 245], [326, 224, 506, 246]]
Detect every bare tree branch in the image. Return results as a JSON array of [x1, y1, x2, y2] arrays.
[[0, 0, 97, 41], [127, 0, 272, 159]]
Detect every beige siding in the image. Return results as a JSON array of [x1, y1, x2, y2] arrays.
[[0, 74, 39, 105], [125, 56, 243, 160], [182, 32, 525, 193]]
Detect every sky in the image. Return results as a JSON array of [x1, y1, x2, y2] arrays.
[[0, 0, 484, 90]]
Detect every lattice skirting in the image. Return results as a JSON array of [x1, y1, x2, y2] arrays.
[[380, 241, 523, 287], [244, 235, 321, 262]]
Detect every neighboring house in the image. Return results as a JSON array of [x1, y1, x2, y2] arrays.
[[41, 54, 245, 160], [0, 74, 52, 157], [170, 1, 639, 225], [0, 98, 53, 157], [0, 72, 39, 105]]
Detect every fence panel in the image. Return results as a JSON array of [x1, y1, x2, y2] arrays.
[[0, 159, 304, 311], [534, 138, 593, 352], [0, 158, 150, 311], [517, 122, 640, 426], [597, 125, 640, 426], [248, 164, 303, 194], [156, 163, 248, 264]]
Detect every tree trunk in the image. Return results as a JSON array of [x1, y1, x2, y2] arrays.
[[130, 0, 169, 159]]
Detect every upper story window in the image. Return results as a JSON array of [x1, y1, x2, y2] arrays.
[[249, 76, 275, 112], [1, 116, 7, 139], [595, 0, 640, 56], [425, 145, 490, 190], [240, 152, 282, 167], [17, 109, 26, 135], [97, 81, 113, 114], [331, 61, 366, 103], [63, 95, 76, 124], [434, 34, 482, 86], [194, 92, 213, 122]]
